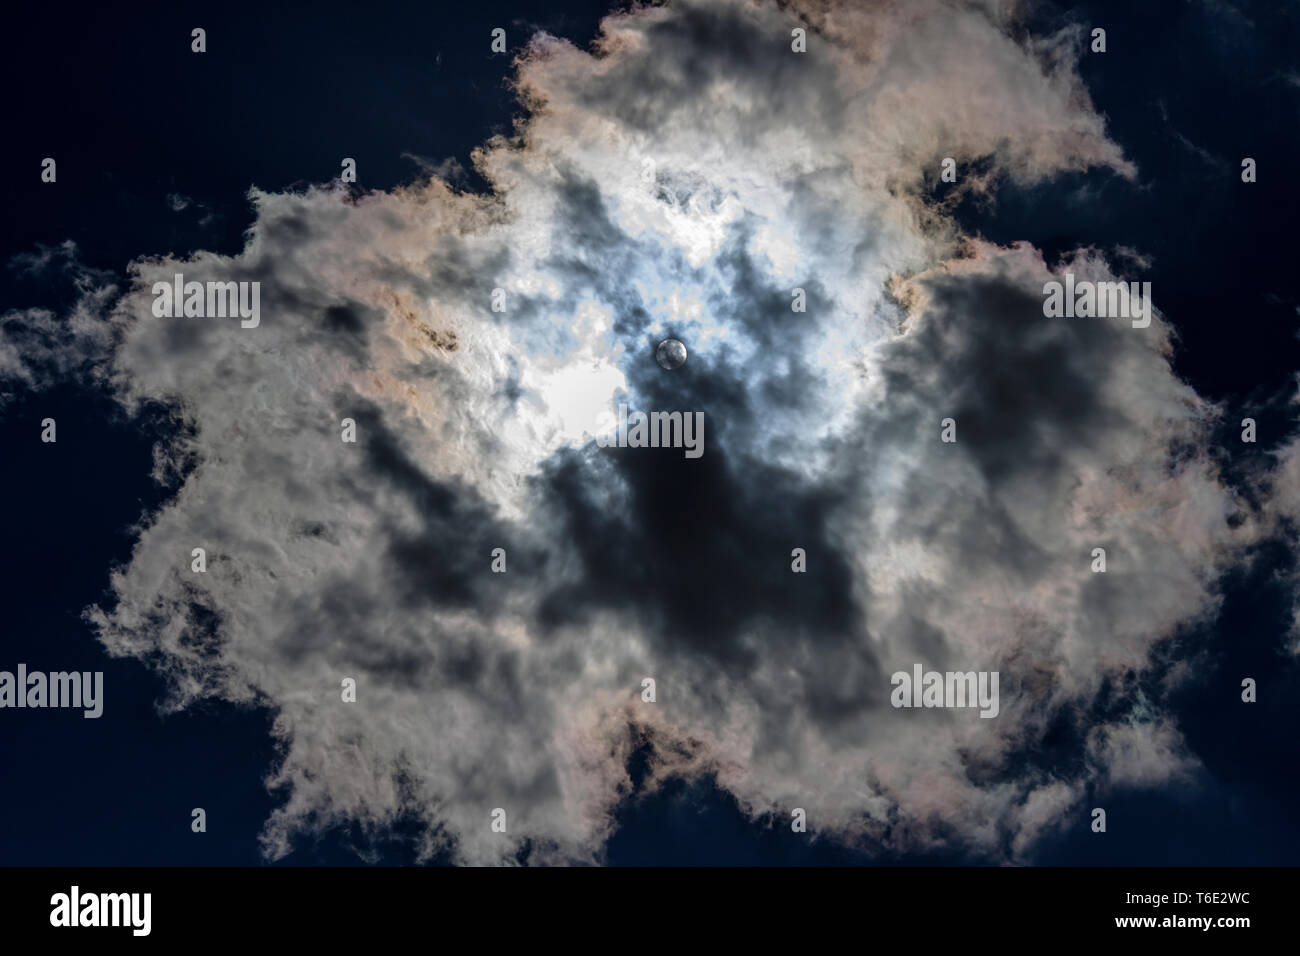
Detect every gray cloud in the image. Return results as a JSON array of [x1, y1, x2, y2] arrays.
[[0, 0, 1279, 863]]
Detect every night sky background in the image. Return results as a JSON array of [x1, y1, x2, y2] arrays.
[[1, 0, 1298, 865]]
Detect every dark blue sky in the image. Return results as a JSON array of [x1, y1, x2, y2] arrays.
[[1, 0, 1297, 866]]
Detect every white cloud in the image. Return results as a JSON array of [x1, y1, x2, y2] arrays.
[[2, 0, 1266, 863]]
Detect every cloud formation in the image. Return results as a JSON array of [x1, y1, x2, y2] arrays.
[[2, 0, 1284, 863]]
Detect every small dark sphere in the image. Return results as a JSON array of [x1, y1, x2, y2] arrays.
[[656, 338, 688, 370]]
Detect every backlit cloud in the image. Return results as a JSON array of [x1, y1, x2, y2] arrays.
[[2, 0, 1283, 864]]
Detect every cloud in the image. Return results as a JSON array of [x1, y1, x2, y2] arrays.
[[0, 242, 119, 404], [1260, 385, 1300, 653], [1086, 717, 1198, 790], [0, 0, 1269, 863]]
